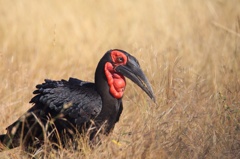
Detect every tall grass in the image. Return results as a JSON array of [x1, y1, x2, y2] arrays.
[[0, 0, 239, 158]]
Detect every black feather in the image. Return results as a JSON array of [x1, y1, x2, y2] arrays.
[[1, 77, 104, 150]]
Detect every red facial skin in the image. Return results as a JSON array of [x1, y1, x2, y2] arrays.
[[104, 51, 128, 99]]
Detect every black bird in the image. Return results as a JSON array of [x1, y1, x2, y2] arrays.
[[0, 49, 155, 151]]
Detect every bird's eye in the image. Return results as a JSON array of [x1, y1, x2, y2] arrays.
[[116, 56, 124, 63]]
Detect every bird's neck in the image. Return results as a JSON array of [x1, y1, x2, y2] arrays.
[[94, 59, 112, 100], [94, 59, 123, 128]]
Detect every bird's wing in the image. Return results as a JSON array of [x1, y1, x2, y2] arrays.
[[29, 77, 102, 126]]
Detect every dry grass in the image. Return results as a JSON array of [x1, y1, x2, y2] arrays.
[[0, 0, 240, 158]]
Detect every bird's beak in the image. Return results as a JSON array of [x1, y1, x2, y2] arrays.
[[115, 57, 155, 102]]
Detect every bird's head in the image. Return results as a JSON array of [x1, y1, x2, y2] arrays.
[[97, 49, 155, 102]]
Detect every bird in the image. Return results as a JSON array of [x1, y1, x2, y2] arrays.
[[0, 49, 155, 151]]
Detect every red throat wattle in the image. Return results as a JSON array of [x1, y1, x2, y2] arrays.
[[104, 62, 126, 99]]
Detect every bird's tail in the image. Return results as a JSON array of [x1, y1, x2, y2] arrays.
[[0, 134, 8, 151], [0, 133, 17, 151], [0, 134, 5, 141]]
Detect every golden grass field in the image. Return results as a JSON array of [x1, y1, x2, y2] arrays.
[[0, 0, 240, 158]]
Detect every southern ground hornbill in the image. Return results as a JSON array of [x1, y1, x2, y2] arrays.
[[0, 49, 155, 151]]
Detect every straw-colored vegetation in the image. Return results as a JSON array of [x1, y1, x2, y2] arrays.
[[0, 0, 239, 158]]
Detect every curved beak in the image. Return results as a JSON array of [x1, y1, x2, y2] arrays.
[[115, 56, 155, 102]]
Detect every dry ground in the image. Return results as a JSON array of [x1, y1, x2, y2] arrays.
[[0, 0, 240, 158]]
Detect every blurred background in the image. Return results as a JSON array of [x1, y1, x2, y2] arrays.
[[0, 0, 239, 158]]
